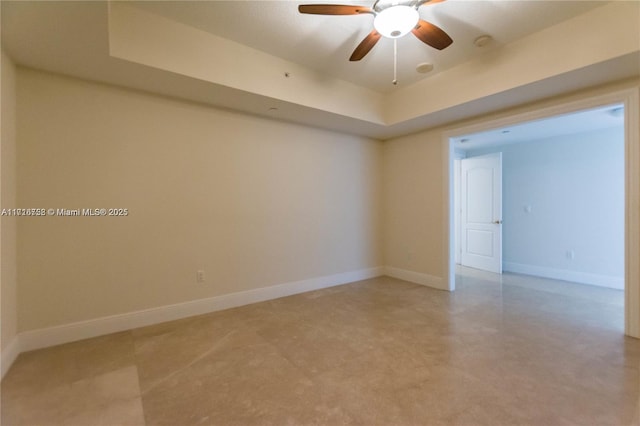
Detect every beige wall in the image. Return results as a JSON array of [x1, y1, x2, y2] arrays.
[[382, 78, 640, 285], [16, 69, 382, 332], [1, 50, 18, 352], [382, 127, 443, 275], [10, 67, 640, 336]]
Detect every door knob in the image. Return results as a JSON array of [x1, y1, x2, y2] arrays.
[[493, 220, 502, 224]]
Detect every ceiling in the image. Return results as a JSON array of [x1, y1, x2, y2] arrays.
[[1, 1, 638, 139], [130, 0, 606, 93], [454, 104, 625, 151]]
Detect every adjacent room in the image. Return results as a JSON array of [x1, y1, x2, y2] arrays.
[[454, 105, 625, 302], [1, 1, 639, 425], [452, 104, 627, 334]]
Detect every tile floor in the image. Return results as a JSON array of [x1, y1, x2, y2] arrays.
[[2, 267, 639, 425]]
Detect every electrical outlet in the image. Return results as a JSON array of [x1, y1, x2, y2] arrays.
[[566, 250, 575, 260], [196, 270, 205, 283]]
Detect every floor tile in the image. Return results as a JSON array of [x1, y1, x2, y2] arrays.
[[1, 267, 636, 425]]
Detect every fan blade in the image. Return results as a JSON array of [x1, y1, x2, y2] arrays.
[[412, 19, 453, 50], [349, 30, 381, 61], [298, 4, 373, 15], [416, 0, 447, 6]]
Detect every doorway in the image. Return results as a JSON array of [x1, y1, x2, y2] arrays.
[[442, 88, 640, 338]]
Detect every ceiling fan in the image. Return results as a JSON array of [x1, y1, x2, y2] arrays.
[[298, 0, 453, 61]]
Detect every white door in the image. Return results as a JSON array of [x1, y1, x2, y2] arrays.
[[461, 153, 502, 273]]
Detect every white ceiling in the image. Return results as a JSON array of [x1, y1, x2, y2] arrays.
[[454, 104, 625, 151], [1, 1, 637, 139], [131, 0, 606, 93]]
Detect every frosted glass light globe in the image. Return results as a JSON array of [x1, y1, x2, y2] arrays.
[[373, 6, 419, 38]]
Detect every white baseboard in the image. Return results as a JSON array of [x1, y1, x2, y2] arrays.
[[383, 266, 447, 290], [503, 262, 624, 290], [1, 336, 21, 379], [16, 266, 384, 355]]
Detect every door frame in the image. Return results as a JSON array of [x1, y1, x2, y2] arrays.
[[441, 87, 640, 339]]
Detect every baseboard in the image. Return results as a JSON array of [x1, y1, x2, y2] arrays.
[[503, 262, 624, 290], [17, 266, 385, 354], [383, 266, 447, 290], [1, 336, 21, 379]]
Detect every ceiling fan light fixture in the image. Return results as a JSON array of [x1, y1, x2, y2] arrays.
[[373, 5, 419, 38]]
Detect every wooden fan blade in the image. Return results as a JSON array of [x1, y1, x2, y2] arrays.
[[416, 0, 447, 7], [349, 30, 381, 61], [412, 19, 453, 50], [298, 4, 373, 15]]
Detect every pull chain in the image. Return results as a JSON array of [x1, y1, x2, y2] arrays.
[[392, 38, 398, 85]]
